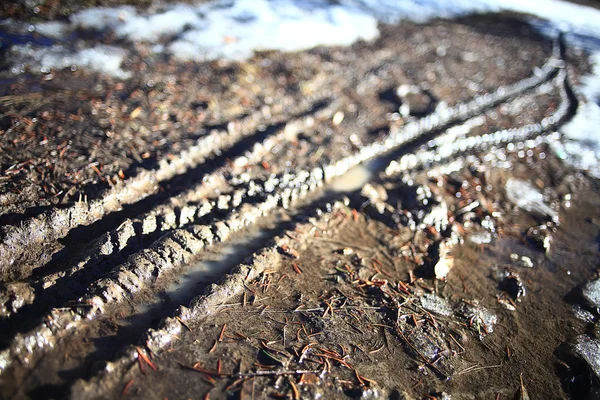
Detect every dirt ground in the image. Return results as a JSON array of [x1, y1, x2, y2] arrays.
[[71, 151, 600, 400], [0, 3, 599, 400]]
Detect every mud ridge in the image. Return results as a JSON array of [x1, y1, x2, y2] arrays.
[[0, 95, 330, 281]]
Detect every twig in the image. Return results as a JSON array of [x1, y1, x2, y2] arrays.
[[454, 363, 502, 376]]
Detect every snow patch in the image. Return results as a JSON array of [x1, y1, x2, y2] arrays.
[[34, 21, 69, 38], [70, 6, 137, 31], [170, 1, 378, 61], [10, 44, 130, 79], [554, 51, 600, 178], [69, 0, 378, 60], [347, 0, 600, 43]]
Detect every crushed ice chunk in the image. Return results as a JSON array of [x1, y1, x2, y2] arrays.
[[419, 293, 453, 316], [571, 335, 600, 380], [573, 305, 595, 323], [505, 178, 558, 222], [581, 279, 600, 312]]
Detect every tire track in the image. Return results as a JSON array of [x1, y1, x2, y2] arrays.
[[71, 67, 571, 393], [0, 94, 329, 281], [0, 99, 335, 320]]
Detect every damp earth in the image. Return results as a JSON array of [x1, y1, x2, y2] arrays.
[[0, 1, 600, 399]]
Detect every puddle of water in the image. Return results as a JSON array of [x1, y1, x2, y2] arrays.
[[330, 164, 373, 192]]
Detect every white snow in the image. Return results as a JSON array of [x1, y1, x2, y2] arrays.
[[554, 51, 600, 178], [10, 44, 131, 79], [70, 6, 137, 31], [170, 1, 378, 61], [348, 0, 600, 41], [66, 0, 378, 60], [34, 21, 68, 38], [115, 5, 203, 42]]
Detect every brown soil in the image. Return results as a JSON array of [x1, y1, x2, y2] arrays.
[[70, 150, 600, 400], [0, 5, 598, 400]]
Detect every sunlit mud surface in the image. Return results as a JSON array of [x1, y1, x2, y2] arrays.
[[0, 1, 599, 399]]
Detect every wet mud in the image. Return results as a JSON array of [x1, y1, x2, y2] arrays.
[[0, 7, 598, 400]]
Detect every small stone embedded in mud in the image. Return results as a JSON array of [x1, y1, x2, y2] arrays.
[[434, 239, 455, 280], [510, 253, 534, 268], [434, 256, 454, 281], [338, 247, 354, 255]]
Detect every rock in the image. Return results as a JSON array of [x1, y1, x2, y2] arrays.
[[434, 256, 454, 280], [580, 279, 600, 313], [557, 335, 600, 391], [571, 337, 600, 371], [434, 238, 455, 280], [0, 282, 36, 318], [510, 253, 534, 268]]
